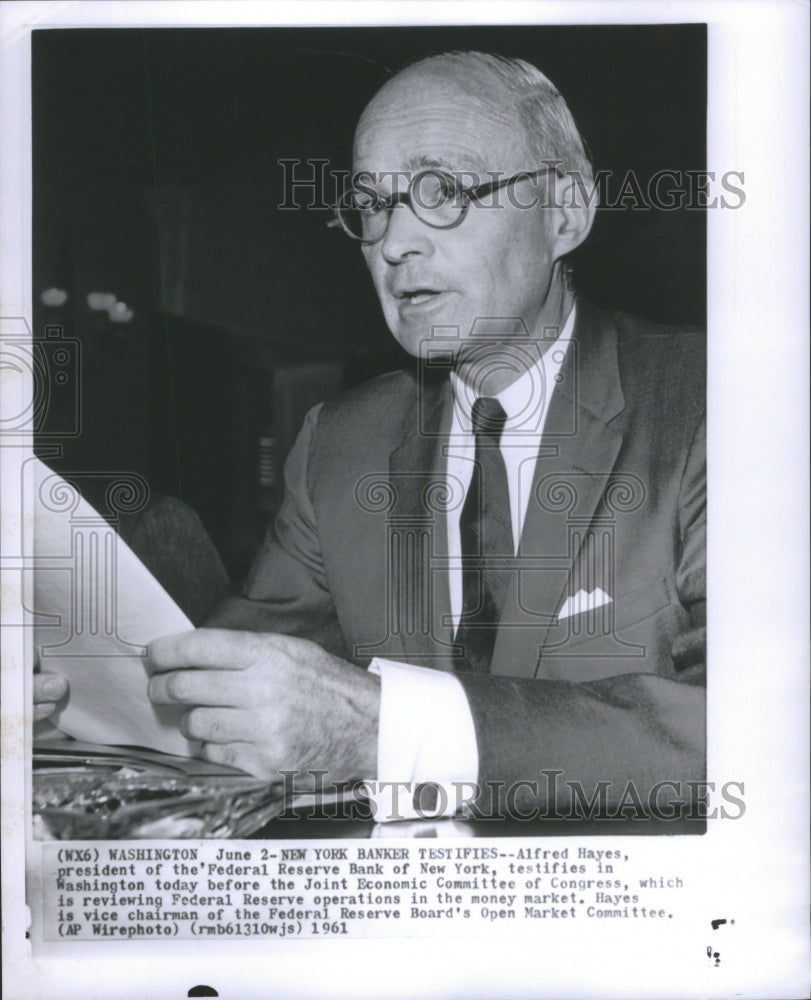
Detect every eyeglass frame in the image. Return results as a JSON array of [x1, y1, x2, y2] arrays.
[[327, 165, 560, 244]]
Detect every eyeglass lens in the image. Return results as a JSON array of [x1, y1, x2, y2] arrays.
[[339, 171, 467, 241]]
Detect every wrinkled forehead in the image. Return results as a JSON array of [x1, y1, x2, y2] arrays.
[[353, 65, 531, 178]]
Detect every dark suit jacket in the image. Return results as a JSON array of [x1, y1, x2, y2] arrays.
[[209, 301, 706, 818]]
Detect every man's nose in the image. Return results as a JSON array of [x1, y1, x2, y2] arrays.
[[380, 202, 435, 263]]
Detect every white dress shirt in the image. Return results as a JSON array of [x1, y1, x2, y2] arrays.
[[366, 309, 575, 821]]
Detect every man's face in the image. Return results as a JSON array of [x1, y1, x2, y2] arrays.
[[353, 66, 562, 361]]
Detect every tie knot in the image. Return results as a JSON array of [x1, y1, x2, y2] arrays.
[[471, 397, 508, 439]]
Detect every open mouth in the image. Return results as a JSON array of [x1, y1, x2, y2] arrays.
[[398, 289, 442, 306]]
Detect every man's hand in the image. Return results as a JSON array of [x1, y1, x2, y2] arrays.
[[148, 629, 380, 784], [33, 673, 68, 721]]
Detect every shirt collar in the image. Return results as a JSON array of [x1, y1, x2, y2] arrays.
[[450, 305, 576, 434]]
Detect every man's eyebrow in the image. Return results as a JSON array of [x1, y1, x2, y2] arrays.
[[405, 153, 488, 176]]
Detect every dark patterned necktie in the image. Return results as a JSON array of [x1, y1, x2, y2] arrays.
[[454, 397, 515, 672]]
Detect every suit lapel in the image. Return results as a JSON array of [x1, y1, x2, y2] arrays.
[[490, 303, 627, 678], [386, 375, 457, 667]]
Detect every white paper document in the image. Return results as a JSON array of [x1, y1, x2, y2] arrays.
[[31, 458, 197, 757]]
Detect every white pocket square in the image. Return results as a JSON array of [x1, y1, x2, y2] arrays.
[[557, 588, 612, 621]]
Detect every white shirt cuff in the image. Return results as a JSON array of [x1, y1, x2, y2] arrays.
[[364, 658, 479, 823]]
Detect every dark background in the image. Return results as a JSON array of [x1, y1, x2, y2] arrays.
[[32, 25, 706, 576]]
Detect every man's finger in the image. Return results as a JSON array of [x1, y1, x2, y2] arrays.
[[179, 706, 253, 744], [148, 628, 278, 673], [33, 673, 68, 703], [148, 668, 250, 706]]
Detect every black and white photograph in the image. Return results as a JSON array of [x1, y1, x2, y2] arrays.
[[27, 22, 711, 838], [1, 2, 808, 999]]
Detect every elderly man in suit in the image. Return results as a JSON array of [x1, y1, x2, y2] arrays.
[[37, 51, 705, 821]]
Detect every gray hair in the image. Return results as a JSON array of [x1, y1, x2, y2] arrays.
[[401, 51, 593, 182]]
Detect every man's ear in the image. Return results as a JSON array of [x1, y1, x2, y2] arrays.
[[549, 172, 596, 259]]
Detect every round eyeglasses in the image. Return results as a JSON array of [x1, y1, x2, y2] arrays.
[[327, 166, 558, 244]]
